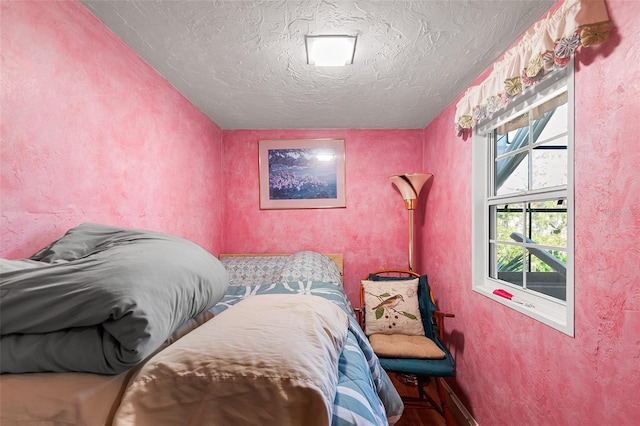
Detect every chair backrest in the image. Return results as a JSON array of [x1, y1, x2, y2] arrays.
[[362, 269, 439, 341]]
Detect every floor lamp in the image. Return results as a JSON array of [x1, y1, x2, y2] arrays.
[[390, 173, 433, 271]]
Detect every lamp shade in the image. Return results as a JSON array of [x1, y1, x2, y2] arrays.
[[390, 173, 433, 208]]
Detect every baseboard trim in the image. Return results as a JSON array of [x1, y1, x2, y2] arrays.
[[440, 379, 479, 426]]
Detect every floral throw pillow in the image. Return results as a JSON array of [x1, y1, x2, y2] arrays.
[[362, 278, 424, 336]]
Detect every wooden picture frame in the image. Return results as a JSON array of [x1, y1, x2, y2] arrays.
[[259, 139, 346, 209]]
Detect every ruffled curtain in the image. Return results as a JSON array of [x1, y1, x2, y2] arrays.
[[454, 0, 610, 137]]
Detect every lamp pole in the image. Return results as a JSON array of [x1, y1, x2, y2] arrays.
[[406, 197, 417, 271], [390, 173, 433, 272]]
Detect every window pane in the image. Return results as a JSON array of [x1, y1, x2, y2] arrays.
[[534, 96, 567, 143], [494, 111, 530, 197], [495, 111, 529, 141], [532, 139, 567, 189], [529, 200, 567, 247], [496, 152, 529, 195], [529, 249, 567, 274], [526, 258, 566, 301], [495, 243, 525, 287], [495, 204, 524, 242]]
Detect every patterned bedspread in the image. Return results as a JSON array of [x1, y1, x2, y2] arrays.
[[210, 281, 404, 426]]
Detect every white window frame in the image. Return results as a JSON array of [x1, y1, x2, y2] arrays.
[[471, 63, 575, 336]]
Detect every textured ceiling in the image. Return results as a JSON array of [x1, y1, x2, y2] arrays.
[[81, 0, 554, 130]]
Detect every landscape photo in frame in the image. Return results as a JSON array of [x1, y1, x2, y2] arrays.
[[258, 139, 346, 209]]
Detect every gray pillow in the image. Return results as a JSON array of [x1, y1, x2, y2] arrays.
[[280, 251, 342, 285]]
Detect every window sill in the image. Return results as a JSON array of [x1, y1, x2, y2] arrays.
[[473, 279, 573, 336]]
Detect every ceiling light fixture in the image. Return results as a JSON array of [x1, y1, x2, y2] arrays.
[[305, 35, 357, 67]]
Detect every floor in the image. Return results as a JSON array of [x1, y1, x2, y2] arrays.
[[389, 373, 453, 426]]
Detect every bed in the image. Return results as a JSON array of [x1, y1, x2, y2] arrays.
[[0, 224, 403, 425]]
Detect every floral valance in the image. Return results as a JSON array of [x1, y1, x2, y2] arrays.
[[454, 0, 610, 137]]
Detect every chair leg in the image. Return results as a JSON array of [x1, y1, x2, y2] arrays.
[[435, 377, 455, 426], [403, 376, 444, 418], [417, 375, 425, 399]]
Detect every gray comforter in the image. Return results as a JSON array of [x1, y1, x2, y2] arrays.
[[0, 223, 229, 375]]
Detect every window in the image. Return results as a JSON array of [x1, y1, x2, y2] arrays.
[[471, 64, 574, 335]]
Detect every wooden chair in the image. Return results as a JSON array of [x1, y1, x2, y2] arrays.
[[360, 269, 455, 424]]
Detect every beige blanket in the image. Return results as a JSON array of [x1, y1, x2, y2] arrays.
[[0, 311, 213, 426], [114, 294, 349, 426]]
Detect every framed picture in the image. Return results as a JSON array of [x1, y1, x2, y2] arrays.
[[259, 139, 346, 209]]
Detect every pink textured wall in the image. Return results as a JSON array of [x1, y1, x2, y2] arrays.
[[221, 129, 424, 304], [4, 1, 637, 422], [420, 0, 640, 424], [0, 1, 224, 257]]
